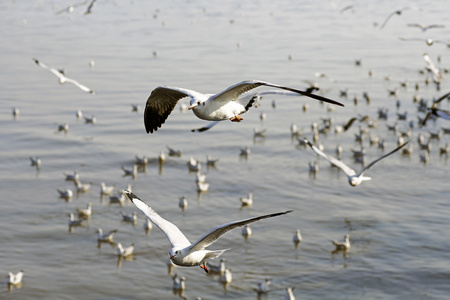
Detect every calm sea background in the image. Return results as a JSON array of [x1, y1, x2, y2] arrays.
[[1, 0, 449, 299]]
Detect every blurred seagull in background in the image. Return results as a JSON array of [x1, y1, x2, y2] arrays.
[[304, 138, 409, 186], [32, 58, 95, 94]]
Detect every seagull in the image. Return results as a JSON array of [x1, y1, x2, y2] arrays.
[[100, 182, 115, 195], [144, 218, 153, 235], [380, 7, 410, 29], [122, 165, 137, 178], [84, 115, 97, 124], [242, 224, 252, 239], [109, 193, 126, 206], [12, 107, 19, 119], [196, 181, 210, 193], [195, 172, 206, 183], [121, 211, 138, 224], [423, 53, 442, 84], [32, 58, 95, 94], [57, 189, 73, 199], [220, 268, 232, 284], [64, 171, 79, 181], [421, 91, 450, 127], [187, 157, 201, 172], [240, 193, 253, 207], [172, 274, 186, 290], [179, 196, 188, 210], [167, 146, 182, 157], [56, 123, 69, 133], [143, 80, 343, 133], [407, 23, 445, 32], [332, 234, 350, 251], [304, 138, 409, 186], [293, 229, 303, 247], [135, 155, 148, 165], [76, 203, 93, 218], [97, 228, 117, 243], [29, 156, 41, 168], [256, 278, 271, 293], [117, 243, 134, 257], [124, 190, 292, 273], [75, 180, 91, 193], [84, 0, 97, 14], [68, 213, 85, 227], [207, 258, 226, 274], [7, 270, 24, 286], [206, 155, 219, 167]]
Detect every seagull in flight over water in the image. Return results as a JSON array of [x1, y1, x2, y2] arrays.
[[32, 58, 95, 94], [304, 138, 409, 186], [421, 91, 450, 127], [144, 80, 344, 133], [124, 190, 292, 273]]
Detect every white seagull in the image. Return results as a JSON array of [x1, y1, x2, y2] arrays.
[[117, 243, 134, 257], [144, 80, 343, 133], [97, 228, 118, 243], [7, 270, 24, 285], [332, 234, 351, 251], [100, 182, 115, 195], [124, 190, 292, 273], [32, 58, 95, 94], [29, 156, 41, 168], [76, 202, 93, 218], [304, 138, 409, 186]]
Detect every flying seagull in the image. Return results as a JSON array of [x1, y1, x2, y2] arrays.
[[32, 58, 95, 94], [304, 138, 409, 186], [421, 91, 450, 127], [144, 80, 344, 133], [380, 7, 410, 29], [124, 190, 292, 273], [407, 23, 445, 32]]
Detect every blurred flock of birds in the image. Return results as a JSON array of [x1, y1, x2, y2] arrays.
[[5, 0, 450, 299]]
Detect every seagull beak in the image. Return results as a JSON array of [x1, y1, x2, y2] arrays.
[[169, 255, 174, 259], [188, 105, 196, 110]]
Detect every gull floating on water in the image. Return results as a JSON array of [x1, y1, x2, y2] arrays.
[[100, 182, 115, 195], [29, 156, 41, 168], [240, 193, 253, 208], [75, 180, 91, 193], [33, 58, 95, 94], [57, 189, 73, 199], [64, 171, 79, 181], [121, 211, 138, 224], [144, 80, 343, 133], [77, 202, 93, 218], [256, 278, 271, 293], [172, 274, 186, 290], [220, 268, 232, 284], [7, 270, 24, 286], [293, 229, 303, 247], [97, 228, 117, 244], [117, 243, 134, 257], [124, 190, 292, 273], [167, 146, 182, 157], [207, 258, 226, 274], [68, 213, 85, 228], [304, 139, 409, 186], [332, 234, 350, 252]]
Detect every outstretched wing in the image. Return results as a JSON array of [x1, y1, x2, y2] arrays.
[[359, 141, 409, 176], [191, 121, 221, 133], [124, 191, 191, 248], [64, 77, 95, 94], [144, 86, 200, 133], [189, 210, 292, 252], [304, 138, 357, 177], [211, 80, 344, 107]]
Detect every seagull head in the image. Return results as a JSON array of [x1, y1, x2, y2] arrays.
[[188, 99, 205, 110]]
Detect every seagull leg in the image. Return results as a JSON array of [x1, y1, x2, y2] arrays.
[[200, 262, 209, 273], [230, 116, 243, 122]]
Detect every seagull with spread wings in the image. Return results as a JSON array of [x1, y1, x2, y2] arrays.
[[32, 58, 95, 94], [304, 139, 409, 186], [144, 80, 344, 133], [124, 190, 292, 273], [421, 91, 450, 127]]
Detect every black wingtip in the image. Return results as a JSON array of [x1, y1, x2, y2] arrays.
[[123, 190, 139, 202]]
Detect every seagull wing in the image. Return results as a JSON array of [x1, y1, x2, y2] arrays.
[[358, 141, 409, 176], [436, 109, 450, 120], [64, 77, 95, 94], [380, 11, 397, 29], [124, 191, 191, 248], [211, 80, 344, 107], [433, 91, 450, 107], [144, 86, 201, 133], [191, 121, 221, 133], [343, 117, 358, 131], [304, 139, 357, 176], [189, 210, 292, 252]]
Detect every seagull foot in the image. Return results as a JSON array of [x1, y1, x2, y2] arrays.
[[200, 263, 209, 273], [231, 116, 243, 122]]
